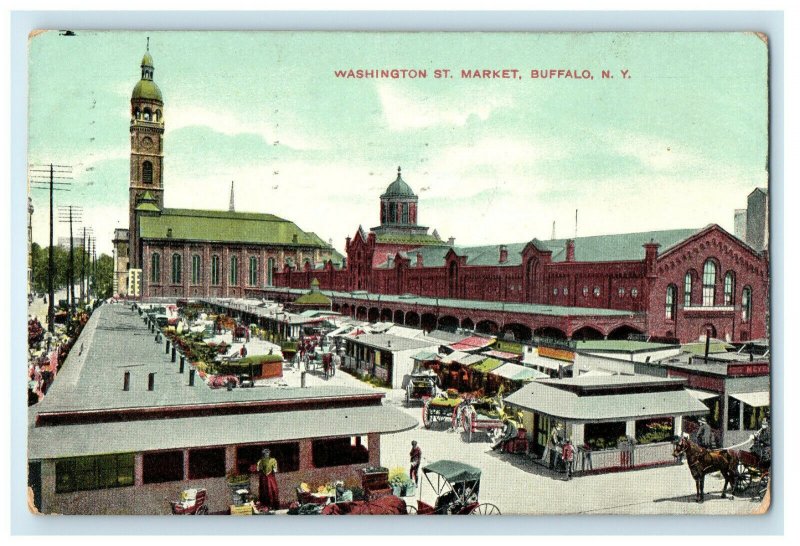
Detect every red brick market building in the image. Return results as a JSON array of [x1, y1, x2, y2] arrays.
[[268, 169, 769, 344]]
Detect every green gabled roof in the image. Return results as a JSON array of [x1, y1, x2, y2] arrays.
[[139, 190, 156, 202], [293, 292, 331, 306], [400, 228, 702, 268], [375, 233, 445, 245], [575, 340, 678, 353], [138, 208, 330, 248], [135, 202, 161, 212]]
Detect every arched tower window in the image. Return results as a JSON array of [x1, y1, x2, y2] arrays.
[[211, 255, 221, 285], [742, 286, 752, 321], [191, 255, 201, 285], [702, 259, 717, 306], [143, 108, 152, 121], [150, 253, 161, 284], [402, 202, 409, 224], [142, 161, 153, 184], [171, 253, 182, 284], [724, 271, 736, 306], [665, 284, 677, 320], [249, 256, 258, 286], [684, 271, 693, 307]]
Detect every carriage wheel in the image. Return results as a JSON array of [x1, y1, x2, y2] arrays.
[[422, 401, 432, 428], [451, 406, 461, 430], [406, 505, 418, 515], [470, 503, 501, 515], [196, 505, 209, 515], [734, 464, 752, 493]]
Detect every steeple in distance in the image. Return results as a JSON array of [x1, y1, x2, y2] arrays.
[[229, 181, 236, 212]]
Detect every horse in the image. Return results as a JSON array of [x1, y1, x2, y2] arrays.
[[320, 495, 409, 515], [672, 435, 739, 503]]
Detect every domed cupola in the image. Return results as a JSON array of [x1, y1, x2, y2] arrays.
[[131, 39, 163, 103], [379, 167, 419, 227]]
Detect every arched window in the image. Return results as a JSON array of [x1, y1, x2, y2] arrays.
[[229, 255, 238, 285], [742, 286, 752, 321], [150, 253, 160, 284], [211, 255, 221, 285], [702, 259, 717, 306], [684, 271, 693, 307], [267, 257, 275, 286], [665, 285, 677, 320], [389, 202, 397, 223], [143, 108, 151, 121], [191, 255, 201, 285], [171, 253, 182, 284], [402, 202, 409, 224], [724, 271, 736, 306], [249, 256, 258, 286], [155, 109, 162, 122], [142, 161, 153, 184]]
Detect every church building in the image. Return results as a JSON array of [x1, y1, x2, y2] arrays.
[[114, 44, 340, 299]]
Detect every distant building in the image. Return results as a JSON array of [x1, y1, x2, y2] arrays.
[[734, 208, 747, 241], [745, 187, 769, 251], [268, 174, 770, 344], [57, 237, 83, 251], [113, 44, 342, 299]]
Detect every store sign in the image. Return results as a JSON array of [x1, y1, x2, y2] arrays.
[[669, 369, 724, 392], [538, 346, 575, 362], [727, 363, 769, 377], [495, 340, 524, 355]]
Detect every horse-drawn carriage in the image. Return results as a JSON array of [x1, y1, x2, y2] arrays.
[[406, 371, 440, 406], [732, 431, 770, 500], [422, 392, 462, 429], [410, 460, 501, 515], [457, 398, 505, 443]]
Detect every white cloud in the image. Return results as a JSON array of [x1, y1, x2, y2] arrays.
[[377, 84, 512, 131], [164, 103, 327, 151]]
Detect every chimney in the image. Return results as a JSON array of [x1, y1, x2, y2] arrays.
[[499, 245, 508, 264], [123, 371, 130, 391], [147, 372, 155, 391], [643, 240, 661, 277], [447, 236, 455, 246], [416, 252, 423, 268], [566, 240, 575, 262]]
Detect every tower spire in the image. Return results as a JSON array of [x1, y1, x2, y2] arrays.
[[229, 181, 235, 212]]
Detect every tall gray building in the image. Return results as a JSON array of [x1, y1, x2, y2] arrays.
[[746, 188, 769, 251]]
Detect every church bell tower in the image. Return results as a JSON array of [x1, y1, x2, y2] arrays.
[[129, 38, 165, 268]]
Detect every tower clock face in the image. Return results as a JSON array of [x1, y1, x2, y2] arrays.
[[141, 136, 154, 150]]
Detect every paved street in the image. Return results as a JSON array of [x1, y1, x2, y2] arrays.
[[312, 369, 767, 515]]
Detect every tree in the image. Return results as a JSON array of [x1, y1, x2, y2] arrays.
[[94, 254, 114, 299]]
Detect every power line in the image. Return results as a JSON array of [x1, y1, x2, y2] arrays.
[[57, 205, 83, 321], [29, 163, 72, 333]]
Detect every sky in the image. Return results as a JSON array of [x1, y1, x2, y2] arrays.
[[27, 31, 769, 257]]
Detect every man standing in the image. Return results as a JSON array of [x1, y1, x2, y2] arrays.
[[694, 417, 712, 448], [409, 440, 422, 485]]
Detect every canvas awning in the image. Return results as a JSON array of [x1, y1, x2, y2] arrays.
[[422, 460, 481, 482], [470, 358, 504, 374], [411, 351, 441, 362], [448, 336, 495, 352], [729, 391, 770, 408], [484, 349, 523, 361], [490, 363, 548, 381], [685, 388, 719, 401]]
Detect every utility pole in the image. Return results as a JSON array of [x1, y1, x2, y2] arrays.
[[58, 205, 83, 321], [29, 163, 72, 333], [80, 227, 93, 304]]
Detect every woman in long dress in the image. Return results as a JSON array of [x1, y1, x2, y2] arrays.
[[256, 448, 279, 510]]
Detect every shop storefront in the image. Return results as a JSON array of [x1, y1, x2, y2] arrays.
[[504, 375, 708, 474]]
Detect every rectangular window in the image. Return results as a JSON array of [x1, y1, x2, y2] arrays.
[[191, 255, 201, 285], [55, 453, 135, 494], [249, 256, 258, 286], [727, 396, 741, 431], [635, 417, 674, 445], [143, 450, 184, 484], [211, 256, 221, 285], [229, 256, 238, 285], [402, 202, 409, 224], [188, 448, 226, 480], [236, 442, 300, 475], [742, 403, 769, 432], [311, 436, 370, 468], [150, 253, 160, 284], [584, 421, 627, 451]]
